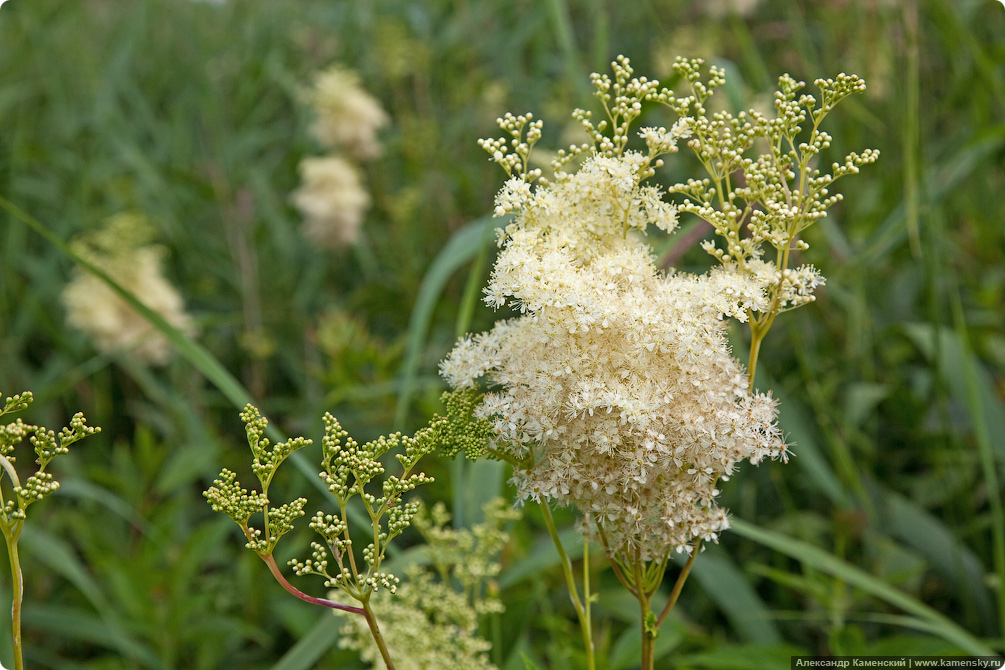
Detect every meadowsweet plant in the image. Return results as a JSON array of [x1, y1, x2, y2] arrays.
[[0, 391, 100, 670], [290, 155, 372, 248], [61, 213, 194, 365], [205, 402, 469, 669], [306, 65, 389, 160], [443, 55, 875, 669], [291, 65, 388, 249], [337, 499, 518, 670]]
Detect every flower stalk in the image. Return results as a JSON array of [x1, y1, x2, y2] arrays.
[[0, 391, 100, 670], [205, 403, 465, 669]]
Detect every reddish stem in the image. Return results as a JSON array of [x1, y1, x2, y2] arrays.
[[261, 554, 365, 615]]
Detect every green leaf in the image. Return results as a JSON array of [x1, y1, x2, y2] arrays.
[[394, 214, 503, 427], [729, 518, 997, 656], [684, 545, 782, 643], [22, 605, 155, 662], [21, 526, 160, 667], [55, 478, 162, 543], [519, 651, 545, 670], [902, 322, 1005, 458], [269, 611, 343, 670], [878, 488, 996, 631]]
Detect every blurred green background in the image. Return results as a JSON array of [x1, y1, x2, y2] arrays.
[[0, 0, 1003, 668]]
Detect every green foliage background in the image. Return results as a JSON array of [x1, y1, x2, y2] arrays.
[[0, 0, 1003, 668]]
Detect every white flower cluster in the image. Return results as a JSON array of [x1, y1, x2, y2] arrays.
[[338, 572, 497, 670], [441, 150, 787, 559], [290, 156, 370, 249], [291, 65, 388, 249], [308, 66, 389, 160], [62, 214, 193, 365]]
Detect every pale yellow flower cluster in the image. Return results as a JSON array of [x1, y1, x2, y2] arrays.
[[62, 215, 193, 365], [291, 65, 388, 249], [441, 150, 787, 559], [339, 574, 497, 670], [290, 156, 370, 249], [308, 66, 389, 160]]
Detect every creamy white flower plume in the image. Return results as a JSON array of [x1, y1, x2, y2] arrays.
[[291, 156, 370, 249], [442, 152, 786, 559], [307, 66, 389, 160], [62, 214, 194, 365]]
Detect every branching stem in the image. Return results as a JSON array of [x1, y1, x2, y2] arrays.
[[260, 553, 365, 615]]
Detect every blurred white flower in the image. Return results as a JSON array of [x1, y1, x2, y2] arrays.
[[62, 214, 194, 365], [703, 0, 762, 17], [307, 66, 389, 160], [290, 156, 371, 249]]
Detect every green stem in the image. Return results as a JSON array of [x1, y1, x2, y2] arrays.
[[747, 329, 765, 387], [361, 600, 396, 670], [583, 536, 593, 665], [656, 543, 700, 628], [596, 525, 634, 594], [4, 529, 23, 670], [634, 549, 655, 670], [0, 456, 21, 491], [537, 501, 594, 670]]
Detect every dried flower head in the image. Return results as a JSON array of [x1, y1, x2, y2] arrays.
[[61, 213, 194, 365], [307, 65, 389, 160], [290, 156, 371, 249]]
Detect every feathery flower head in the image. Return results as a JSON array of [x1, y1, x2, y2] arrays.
[[443, 99, 787, 559], [307, 65, 389, 160], [290, 156, 370, 249], [62, 213, 194, 365]]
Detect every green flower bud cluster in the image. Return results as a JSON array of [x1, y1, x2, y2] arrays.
[[1, 391, 100, 670], [338, 499, 517, 670], [1, 391, 100, 530], [206, 401, 499, 610], [652, 57, 878, 317], [204, 406, 311, 556], [289, 411, 442, 598], [435, 390, 494, 461]]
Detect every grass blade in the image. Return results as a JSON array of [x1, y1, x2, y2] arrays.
[[393, 214, 502, 427], [729, 518, 997, 656], [878, 488, 996, 632], [0, 195, 327, 495]]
